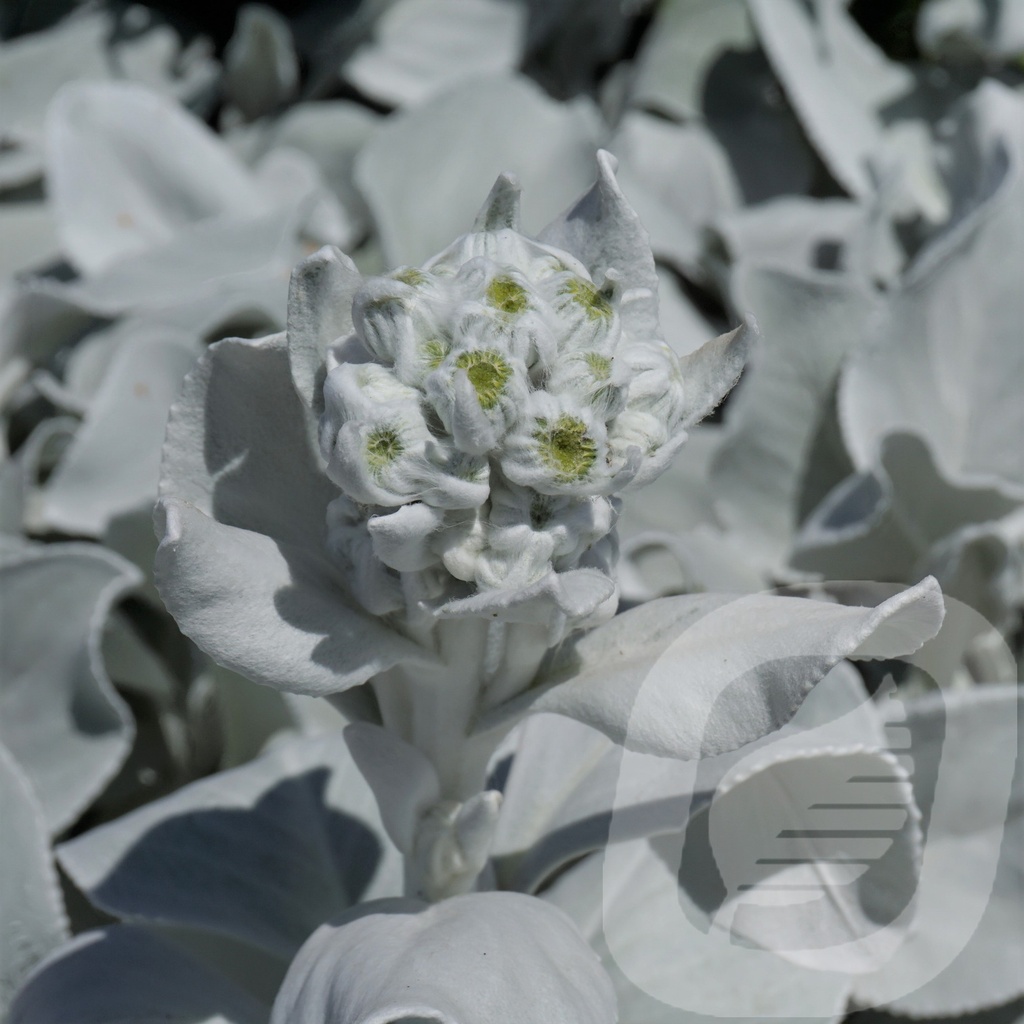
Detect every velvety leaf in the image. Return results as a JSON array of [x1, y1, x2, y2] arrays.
[[161, 330, 329, 549], [495, 661, 887, 893], [0, 281, 98, 396], [156, 333, 430, 695], [343, 0, 525, 108], [38, 323, 200, 537], [700, 43, 818, 205], [45, 81, 266, 274], [656, 266, 718, 358], [0, 10, 110, 188], [59, 322, 126, 406], [853, 685, 1023, 1016], [618, 527, 769, 601], [712, 266, 879, 562], [609, 111, 739, 276], [924, 509, 1024, 635], [0, 201, 58, 278], [152, 925, 291, 1009], [0, 416, 76, 537], [344, 722, 441, 855], [748, 0, 919, 201], [101, 609, 178, 706], [619, 424, 724, 539], [212, 666, 335, 770], [702, 746, 921, 973], [793, 432, 1021, 624], [270, 892, 617, 1024], [58, 733, 403, 959], [108, 13, 219, 106], [710, 195, 903, 283], [539, 148, 661, 348], [629, 0, 752, 122], [356, 74, 603, 266], [8, 926, 269, 1024], [0, 543, 138, 833], [53, 206, 299, 319], [547, 839, 851, 1024], [839, 83, 1024, 495], [0, 744, 68, 1018], [229, 100, 379, 239], [483, 579, 943, 759], [154, 498, 432, 697], [491, 714, 615, 876], [616, 402, 769, 602], [677, 321, 754, 428]]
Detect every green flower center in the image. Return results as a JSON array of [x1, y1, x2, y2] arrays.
[[366, 425, 404, 475], [534, 415, 597, 482], [562, 277, 614, 321], [486, 276, 529, 317], [455, 349, 512, 410]]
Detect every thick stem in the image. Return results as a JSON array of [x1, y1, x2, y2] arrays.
[[369, 613, 554, 899], [374, 615, 552, 799]]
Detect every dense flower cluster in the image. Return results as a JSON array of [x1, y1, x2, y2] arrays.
[[320, 178, 685, 620]]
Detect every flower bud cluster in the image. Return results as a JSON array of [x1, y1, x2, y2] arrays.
[[319, 178, 687, 625]]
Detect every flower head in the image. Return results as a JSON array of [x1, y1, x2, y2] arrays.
[[318, 168, 696, 630]]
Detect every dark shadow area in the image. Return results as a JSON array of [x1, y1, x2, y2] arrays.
[[850, 0, 926, 62], [703, 49, 830, 205], [70, 689, 181, 839], [86, 769, 383, 954], [1, 0, 76, 38], [848, 997, 1024, 1024]]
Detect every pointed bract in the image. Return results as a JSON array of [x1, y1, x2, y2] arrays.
[[473, 172, 523, 233]]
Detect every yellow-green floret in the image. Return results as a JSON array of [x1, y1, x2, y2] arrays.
[[486, 276, 529, 317], [366, 425, 405, 476], [562, 277, 614, 321], [455, 349, 512, 410], [534, 415, 598, 482]]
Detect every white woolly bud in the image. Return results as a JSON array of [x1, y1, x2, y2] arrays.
[[321, 363, 489, 509], [539, 267, 623, 357], [425, 344, 530, 457], [501, 390, 618, 496]]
